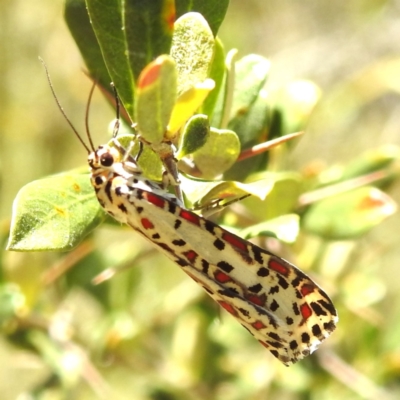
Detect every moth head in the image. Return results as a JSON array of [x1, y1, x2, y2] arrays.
[[88, 145, 121, 170]]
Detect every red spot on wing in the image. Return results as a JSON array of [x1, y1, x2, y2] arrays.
[[218, 301, 237, 316], [179, 209, 201, 226], [246, 293, 266, 307], [145, 192, 165, 208], [183, 250, 198, 262], [222, 231, 248, 253], [214, 270, 232, 283], [141, 218, 154, 230], [300, 303, 312, 320], [300, 284, 315, 296], [269, 259, 290, 276], [252, 320, 266, 330]]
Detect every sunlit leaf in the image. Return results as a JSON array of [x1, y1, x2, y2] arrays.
[[228, 54, 270, 132], [167, 79, 215, 136], [269, 80, 321, 138], [176, 114, 210, 159], [176, 0, 229, 36], [136, 55, 177, 144], [171, 12, 215, 95], [201, 38, 226, 118], [86, 0, 135, 116], [240, 214, 300, 243], [303, 187, 397, 239], [180, 175, 273, 208], [125, 0, 175, 81], [191, 127, 240, 179], [243, 172, 302, 220], [64, 0, 112, 92], [7, 174, 104, 251]]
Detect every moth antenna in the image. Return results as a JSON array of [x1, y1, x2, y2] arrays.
[[39, 57, 91, 154], [110, 82, 120, 138], [135, 141, 144, 162], [84, 81, 97, 152]]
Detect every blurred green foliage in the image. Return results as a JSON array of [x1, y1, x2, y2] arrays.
[[1, 1, 400, 400]]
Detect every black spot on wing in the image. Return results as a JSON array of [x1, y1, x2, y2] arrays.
[[310, 301, 328, 317], [270, 299, 279, 311], [324, 320, 336, 332], [289, 340, 298, 350], [312, 324, 322, 337], [201, 259, 209, 273], [268, 332, 282, 342], [319, 298, 337, 316], [248, 283, 262, 293], [252, 245, 264, 264], [174, 220, 182, 229], [217, 261, 234, 273], [213, 238, 225, 250], [168, 202, 177, 214], [175, 257, 189, 267], [172, 239, 186, 246], [118, 203, 127, 213], [204, 220, 215, 234], [301, 332, 310, 344], [105, 180, 113, 202], [257, 267, 269, 277], [277, 275, 289, 290]]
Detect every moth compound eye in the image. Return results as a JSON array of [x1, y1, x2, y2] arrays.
[[100, 152, 114, 167]]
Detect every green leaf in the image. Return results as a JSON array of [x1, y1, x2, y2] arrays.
[[192, 128, 240, 179], [64, 0, 112, 92], [243, 172, 302, 220], [240, 214, 300, 243], [171, 12, 215, 95], [210, 48, 237, 129], [303, 187, 397, 240], [137, 146, 164, 182], [229, 88, 269, 147], [341, 145, 400, 181], [86, 0, 135, 116], [167, 79, 215, 136], [176, 0, 229, 36], [135, 55, 177, 144], [228, 55, 270, 144], [223, 91, 270, 180], [176, 114, 210, 159], [7, 174, 104, 251], [196, 179, 274, 208], [179, 176, 273, 208], [125, 0, 175, 81], [269, 80, 321, 138], [201, 38, 226, 119], [0, 284, 26, 322]]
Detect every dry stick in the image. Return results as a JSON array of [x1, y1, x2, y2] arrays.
[[42, 241, 95, 285], [238, 131, 304, 161], [298, 169, 389, 207]]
